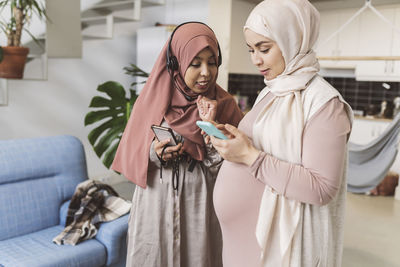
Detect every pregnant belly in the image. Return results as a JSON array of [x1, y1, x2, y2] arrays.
[[213, 160, 265, 227]]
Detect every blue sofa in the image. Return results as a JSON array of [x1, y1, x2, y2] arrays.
[[0, 135, 128, 267]]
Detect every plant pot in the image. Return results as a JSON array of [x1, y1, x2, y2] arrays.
[[0, 46, 30, 79]]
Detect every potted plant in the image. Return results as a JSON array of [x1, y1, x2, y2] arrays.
[[84, 64, 149, 168], [0, 0, 47, 79]]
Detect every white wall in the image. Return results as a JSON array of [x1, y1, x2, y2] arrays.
[[229, 0, 258, 75], [208, 0, 233, 89], [165, 0, 208, 24], [0, 0, 208, 183], [136, 0, 209, 93]]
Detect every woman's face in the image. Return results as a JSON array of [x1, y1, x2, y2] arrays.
[[244, 29, 285, 80], [184, 47, 218, 94]]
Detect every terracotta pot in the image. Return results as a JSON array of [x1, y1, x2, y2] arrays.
[[0, 46, 30, 79]]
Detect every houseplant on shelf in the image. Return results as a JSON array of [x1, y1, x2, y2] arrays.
[[0, 0, 47, 79], [84, 64, 149, 169]]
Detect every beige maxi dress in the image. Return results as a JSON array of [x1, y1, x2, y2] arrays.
[[126, 121, 223, 267]]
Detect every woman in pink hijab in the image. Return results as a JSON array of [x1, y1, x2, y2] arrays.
[[112, 22, 243, 267], [211, 1, 353, 266]]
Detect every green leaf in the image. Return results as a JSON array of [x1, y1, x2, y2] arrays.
[[97, 81, 126, 102], [84, 109, 123, 126], [123, 64, 149, 78], [84, 63, 145, 169], [23, 29, 45, 49], [87, 117, 125, 145], [0, 46, 3, 62], [89, 96, 124, 108], [31, 0, 47, 20], [93, 126, 125, 157], [102, 140, 120, 168], [130, 81, 146, 89]]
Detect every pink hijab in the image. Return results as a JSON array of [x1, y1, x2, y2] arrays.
[[111, 22, 243, 188]]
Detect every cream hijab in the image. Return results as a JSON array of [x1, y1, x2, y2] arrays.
[[247, 0, 320, 162], [244, 0, 322, 266]]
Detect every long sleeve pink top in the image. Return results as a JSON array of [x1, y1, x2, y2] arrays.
[[213, 92, 351, 267], [250, 96, 351, 205]]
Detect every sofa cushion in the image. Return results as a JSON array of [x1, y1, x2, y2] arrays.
[[0, 136, 87, 240], [0, 225, 107, 267], [0, 177, 60, 241], [0, 135, 87, 186]]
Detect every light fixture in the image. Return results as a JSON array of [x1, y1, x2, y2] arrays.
[[382, 83, 391, 90]]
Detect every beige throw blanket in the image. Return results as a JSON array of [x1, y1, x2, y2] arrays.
[[53, 180, 131, 245]]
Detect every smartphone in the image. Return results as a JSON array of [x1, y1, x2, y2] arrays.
[[196, 121, 228, 140], [151, 125, 178, 146]]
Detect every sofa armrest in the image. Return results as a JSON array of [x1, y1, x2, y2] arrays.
[[59, 200, 70, 226], [95, 214, 129, 266], [59, 199, 129, 266]]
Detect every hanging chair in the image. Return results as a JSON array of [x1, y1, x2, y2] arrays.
[[347, 113, 400, 193], [316, 0, 400, 192]]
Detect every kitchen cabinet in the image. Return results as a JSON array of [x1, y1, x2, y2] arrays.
[[318, 6, 396, 58], [355, 60, 400, 81], [357, 7, 395, 57], [317, 8, 361, 69], [317, 4, 400, 81], [355, 6, 400, 81], [393, 6, 400, 56]]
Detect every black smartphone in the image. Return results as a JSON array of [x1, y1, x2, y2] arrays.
[[151, 125, 178, 146]]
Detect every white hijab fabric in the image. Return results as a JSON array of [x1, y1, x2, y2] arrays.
[[244, 0, 322, 266]]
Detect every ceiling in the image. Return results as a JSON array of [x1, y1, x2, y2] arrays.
[[241, 0, 400, 10]]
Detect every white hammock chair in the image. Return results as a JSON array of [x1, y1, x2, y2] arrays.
[[347, 113, 400, 193], [318, 0, 400, 193]]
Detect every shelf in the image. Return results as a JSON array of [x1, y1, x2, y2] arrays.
[[142, 0, 165, 7], [91, 0, 135, 9], [83, 0, 139, 21], [81, 35, 112, 40], [81, 15, 135, 26], [90, 0, 164, 9], [81, 12, 139, 39], [0, 0, 166, 99], [24, 53, 48, 80], [81, 0, 165, 26], [27, 53, 45, 59]]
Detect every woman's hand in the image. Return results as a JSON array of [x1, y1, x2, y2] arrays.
[[210, 124, 260, 166], [197, 96, 217, 122], [154, 139, 183, 161], [202, 122, 231, 144]]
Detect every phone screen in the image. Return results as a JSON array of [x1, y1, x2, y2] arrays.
[[151, 125, 178, 146]]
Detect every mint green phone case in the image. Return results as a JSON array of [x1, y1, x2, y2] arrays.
[[196, 121, 228, 140]]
